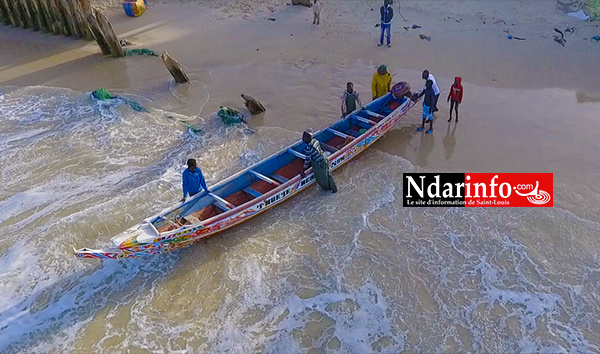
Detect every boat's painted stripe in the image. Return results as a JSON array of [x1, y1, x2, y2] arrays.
[[356, 116, 376, 125], [249, 170, 280, 185], [327, 128, 349, 139], [363, 110, 385, 119]]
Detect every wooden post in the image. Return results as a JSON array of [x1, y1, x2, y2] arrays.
[[56, 0, 77, 37], [44, 0, 62, 34], [86, 9, 111, 55], [71, 0, 92, 40], [53, 0, 70, 35], [18, 0, 34, 29], [21, 0, 33, 30], [161, 52, 190, 84], [96, 9, 124, 57], [40, 0, 59, 34], [34, 0, 50, 32], [87, 8, 124, 57], [0, 0, 93, 41], [65, 0, 82, 38], [0, 0, 6, 24], [5, 0, 23, 27], [25, 0, 42, 31], [78, 0, 93, 39], [0, 0, 9, 25]]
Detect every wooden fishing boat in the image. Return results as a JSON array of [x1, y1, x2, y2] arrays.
[[74, 90, 418, 259]]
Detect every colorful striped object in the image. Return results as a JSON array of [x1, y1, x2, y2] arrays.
[[123, 0, 147, 17]]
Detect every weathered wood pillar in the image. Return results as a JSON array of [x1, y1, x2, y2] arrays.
[[19, 0, 35, 29], [54, 0, 70, 35], [25, 0, 42, 31], [71, 0, 92, 40], [66, 0, 83, 38], [0, 0, 7, 25], [86, 9, 111, 55], [161, 52, 190, 84], [39, 0, 58, 34], [34, 0, 50, 32], [5, 0, 23, 27], [96, 9, 124, 56], [56, 0, 76, 36], [87, 8, 124, 57]]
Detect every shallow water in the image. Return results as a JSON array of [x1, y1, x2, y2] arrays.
[[1, 80, 600, 353]]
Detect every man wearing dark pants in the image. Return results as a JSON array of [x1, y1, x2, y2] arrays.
[[300, 131, 337, 193], [378, 0, 394, 47]]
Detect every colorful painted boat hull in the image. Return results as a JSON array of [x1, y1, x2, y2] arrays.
[[74, 94, 417, 259]]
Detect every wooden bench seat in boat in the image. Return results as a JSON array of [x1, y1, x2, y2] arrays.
[[361, 110, 385, 122], [249, 179, 278, 194], [225, 190, 255, 207], [326, 135, 354, 150], [190, 204, 224, 222], [274, 158, 305, 180]]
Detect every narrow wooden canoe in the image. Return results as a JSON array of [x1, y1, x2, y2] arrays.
[[74, 92, 417, 259]]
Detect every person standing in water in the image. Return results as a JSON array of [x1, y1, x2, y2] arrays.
[[300, 131, 337, 193], [447, 76, 463, 122], [181, 159, 210, 202], [341, 82, 363, 118]]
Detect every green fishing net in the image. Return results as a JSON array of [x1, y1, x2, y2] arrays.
[[218, 107, 245, 126], [125, 49, 158, 56]]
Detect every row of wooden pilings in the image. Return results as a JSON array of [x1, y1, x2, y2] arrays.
[[0, 0, 94, 40], [0, 0, 190, 81], [0, 0, 128, 58]]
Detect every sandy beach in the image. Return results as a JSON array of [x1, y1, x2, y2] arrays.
[[1, 0, 600, 352]]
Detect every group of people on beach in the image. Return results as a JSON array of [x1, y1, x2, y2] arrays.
[[181, 0, 465, 198]]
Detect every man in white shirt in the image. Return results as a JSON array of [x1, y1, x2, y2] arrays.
[[422, 70, 440, 112]]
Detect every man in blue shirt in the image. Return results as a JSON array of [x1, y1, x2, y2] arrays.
[[181, 158, 209, 202]]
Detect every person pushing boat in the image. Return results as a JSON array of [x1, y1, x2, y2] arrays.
[[300, 131, 337, 193], [181, 158, 210, 202], [371, 65, 392, 100]]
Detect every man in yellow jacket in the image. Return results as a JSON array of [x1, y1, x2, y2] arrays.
[[371, 65, 392, 100]]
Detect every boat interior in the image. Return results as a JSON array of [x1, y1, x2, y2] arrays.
[[151, 95, 407, 233]]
